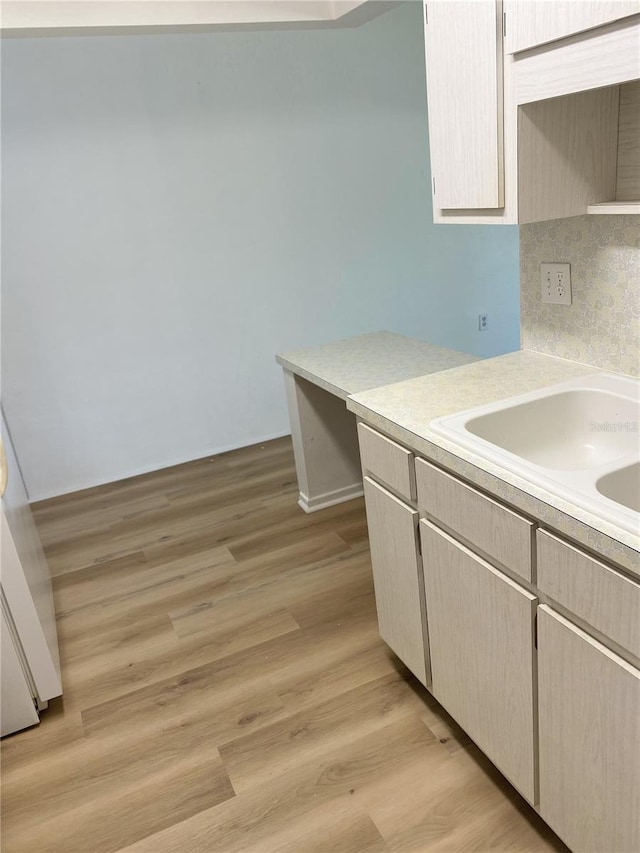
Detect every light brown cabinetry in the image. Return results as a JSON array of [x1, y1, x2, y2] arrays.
[[420, 520, 537, 803], [537, 605, 640, 853]]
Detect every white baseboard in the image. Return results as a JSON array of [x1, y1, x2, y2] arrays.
[[298, 482, 364, 513]]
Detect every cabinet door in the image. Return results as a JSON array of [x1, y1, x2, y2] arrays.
[[421, 520, 537, 804], [505, 0, 640, 54], [538, 605, 640, 853], [424, 0, 504, 210], [363, 477, 428, 686]]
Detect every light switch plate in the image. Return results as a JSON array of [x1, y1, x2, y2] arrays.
[[541, 263, 571, 305]]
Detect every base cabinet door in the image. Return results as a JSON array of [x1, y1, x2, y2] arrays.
[[538, 605, 640, 853], [420, 520, 537, 804], [362, 477, 428, 686]]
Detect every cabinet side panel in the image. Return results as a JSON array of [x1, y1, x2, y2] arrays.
[[518, 87, 619, 223], [421, 520, 537, 804], [284, 371, 362, 511], [616, 79, 640, 200], [363, 477, 428, 686], [538, 605, 640, 853]]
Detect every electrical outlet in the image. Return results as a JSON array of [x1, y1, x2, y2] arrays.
[[478, 313, 488, 331], [541, 263, 572, 305]]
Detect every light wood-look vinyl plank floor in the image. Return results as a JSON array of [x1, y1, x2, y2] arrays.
[[1, 437, 568, 853]]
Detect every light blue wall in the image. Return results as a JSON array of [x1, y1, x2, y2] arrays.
[[1, 2, 520, 499]]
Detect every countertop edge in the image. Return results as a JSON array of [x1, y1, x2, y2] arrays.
[[275, 332, 481, 401], [275, 357, 349, 400]]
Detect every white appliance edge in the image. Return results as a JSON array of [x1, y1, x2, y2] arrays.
[[1, 411, 62, 736]]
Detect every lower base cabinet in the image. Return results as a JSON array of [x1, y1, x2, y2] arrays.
[[420, 520, 538, 805], [358, 423, 639, 852], [362, 476, 428, 686], [538, 605, 640, 853]]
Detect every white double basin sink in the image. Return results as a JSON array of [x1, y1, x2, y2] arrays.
[[430, 373, 640, 536]]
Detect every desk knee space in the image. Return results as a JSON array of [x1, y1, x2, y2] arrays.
[[283, 370, 363, 512]]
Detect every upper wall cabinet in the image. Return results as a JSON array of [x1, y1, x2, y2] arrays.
[[423, 0, 640, 224], [512, 9, 640, 105], [504, 0, 640, 54], [1, 1, 369, 34], [423, 0, 516, 224], [423, 1, 504, 211]]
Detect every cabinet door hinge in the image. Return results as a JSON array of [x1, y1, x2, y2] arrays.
[[424, 3, 428, 25], [417, 531, 422, 556], [432, 177, 436, 195], [503, 11, 506, 38], [534, 613, 538, 650]]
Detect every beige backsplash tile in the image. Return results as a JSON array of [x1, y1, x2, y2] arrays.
[[520, 215, 640, 377]]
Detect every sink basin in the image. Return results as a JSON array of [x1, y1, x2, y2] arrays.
[[597, 462, 640, 513], [465, 388, 638, 471], [430, 373, 640, 535]]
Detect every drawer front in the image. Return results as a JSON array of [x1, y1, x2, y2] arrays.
[[415, 458, 534, 582], [537, 529, 640, 658], [358, 423, 416, 502]]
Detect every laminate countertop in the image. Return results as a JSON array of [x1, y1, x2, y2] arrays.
[[346, 349, 640, 577], [276, 331, 480, 400]]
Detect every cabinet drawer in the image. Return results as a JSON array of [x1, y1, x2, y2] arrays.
[[358, 423, 416, 502], [537, 530, 640, 658], [415, 458, 534, 581]]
